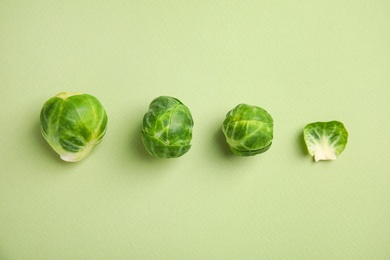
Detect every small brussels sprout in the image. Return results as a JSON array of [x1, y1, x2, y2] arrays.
[[40, 92, 108, 162], [222, 104, 274, 156], [303, 121, 348, 162], [141, 96, 194, 158]]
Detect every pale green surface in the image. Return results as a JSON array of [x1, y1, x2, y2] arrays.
[[1, 0, 390, 259]]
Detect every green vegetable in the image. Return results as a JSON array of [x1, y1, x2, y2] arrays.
[[141, 96, 194, 158], [303, 121, 348, 162], [40, 92, 108, 162], [222, 103, 273, 156]]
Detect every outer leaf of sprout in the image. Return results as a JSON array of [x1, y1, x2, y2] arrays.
[[40, 92, 108, 162], [303, 121, 348, 162]]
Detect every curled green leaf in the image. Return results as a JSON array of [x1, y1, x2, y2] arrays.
[[303, 121, 348, 162]]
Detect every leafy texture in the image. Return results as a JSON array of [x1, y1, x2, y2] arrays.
[[303, 121, 348, 162], [141, 96, 193, 158], [222, 104, 273, 156], [40, 92, 108, 162]]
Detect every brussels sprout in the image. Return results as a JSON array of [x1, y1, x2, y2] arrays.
[[141, 96, 193, 158], [40, 92, 108, 162], [222, 104, 273, 156], [303, 121, 348, 162]]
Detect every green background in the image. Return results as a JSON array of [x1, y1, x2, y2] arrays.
[[1, 1, 389, 259]]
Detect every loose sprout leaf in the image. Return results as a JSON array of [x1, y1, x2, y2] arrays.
[[303, 121, 348, 162], [141, 96, 193, 158], [222, 104, 273, 156], [40, 92, 108, 162]]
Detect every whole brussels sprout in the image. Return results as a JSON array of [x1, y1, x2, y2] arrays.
[[40, 92, 108, 162], [222, 103, 273, 156], [141, 96, 194, 158]]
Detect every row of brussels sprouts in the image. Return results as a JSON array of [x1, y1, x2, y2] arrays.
[[40, 92, 348, 162]]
